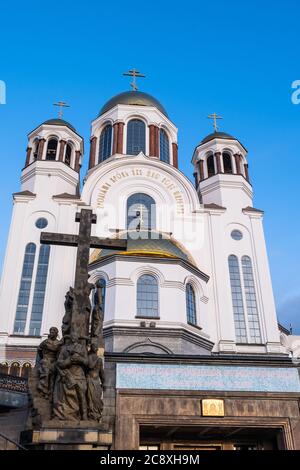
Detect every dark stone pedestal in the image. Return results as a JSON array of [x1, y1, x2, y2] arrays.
[[20, 427, 112, 450]]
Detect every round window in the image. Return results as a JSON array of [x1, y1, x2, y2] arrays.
[[231, 230, 243, 240], [35, 218, 48, 229]]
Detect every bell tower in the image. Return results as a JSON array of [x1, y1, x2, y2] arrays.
[[23, 118, 83, 196], [192, 129, 283, 355], [192, 131, 251, 208], [0, 117, 84, 356]]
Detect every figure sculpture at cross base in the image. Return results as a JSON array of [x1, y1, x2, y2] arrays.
[[36, 327, 61, 399], [35, 280, 106, 422], [52, 332, 89, 421], [33, 208, 126, 424], [86, 341, 105, 422]]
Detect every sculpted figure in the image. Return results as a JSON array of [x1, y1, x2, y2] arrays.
[[37, 327, 61, 398], [90, 284, 104, 349], [87, 343, 105, 421], [52, 333, 88, 421], [83, 281, 95, 337], [61, 288, 74, 337]]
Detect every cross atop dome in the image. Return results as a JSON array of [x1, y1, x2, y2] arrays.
[[123, 68, 146, 91], [53, 101, 70, 119], [207, 112, 223, 132]]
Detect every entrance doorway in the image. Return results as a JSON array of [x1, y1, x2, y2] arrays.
[[139, 425, 284, 450]]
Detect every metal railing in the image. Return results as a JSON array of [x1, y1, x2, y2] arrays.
[[0, 373, 28, 394], [0, 431, 27, 450]]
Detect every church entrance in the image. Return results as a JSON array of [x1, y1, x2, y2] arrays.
[[139, 425, 284, 450]]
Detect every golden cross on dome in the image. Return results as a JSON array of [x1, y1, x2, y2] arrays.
[[123, 68, 146, 91], [53, 101, 70, 119], [207, 112, 223, 132]]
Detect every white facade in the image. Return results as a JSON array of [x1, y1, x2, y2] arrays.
[[0, 93, 289, 368]]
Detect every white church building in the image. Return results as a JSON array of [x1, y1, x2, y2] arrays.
[[0, 88, 290, 362], [1, 88, 300, 450]]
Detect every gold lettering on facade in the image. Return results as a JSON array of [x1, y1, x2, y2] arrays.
[[97, 167, 184, 214]]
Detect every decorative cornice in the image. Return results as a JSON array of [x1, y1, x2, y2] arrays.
[[13, 190, 36, 202], [21, 162, 79, 190], [242, 206, 264, 215], [103, 325, 214, 352], [13, 190, 36, 197], [203, 203, 226, 213], [105, 351, 295, 367], [107, 278, 134, 287], [89, 254, 210, 283], [52, 192, 81, 200], [200, 174, 253, 199]]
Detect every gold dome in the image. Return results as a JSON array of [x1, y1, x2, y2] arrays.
[[89, 230, 196, 267], [99, 91, 168, 117]]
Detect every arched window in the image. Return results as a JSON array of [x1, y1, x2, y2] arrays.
[[223, 152, 233, 174], [126, 119, 146, 155], [29, 245, 51, 336], [94, 278, 106, 314], [127, 193, 155, 230], [14, 243, 36, 334], [21, 363, 32, 379], [137, 274, 159, 318], [10, 363, 20, 377], [99, 124, 112, 162], [65, 143, 72, 166], [33, 139, 40, 160], [228, 255, 247, 343], [0, 363, 9, 375], [207, 154, 215, 177], [46, 138, 58, 160], [186, 283, 197, 325], [241, 256, 262, 343], [159, 129, 170, 163]]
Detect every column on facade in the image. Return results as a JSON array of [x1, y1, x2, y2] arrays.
[[244, 163, 250, 182], [172, 142, 178, 168], [149, 125, 159, 157], [214, 152, 222, 174], [37, 138, 46, 160], [117, 122, 124, 154], [75, 150, 81, 173], [154, 126, 159, 157], [234, 153, 242, 175], [193, 172, 199, 189], [58, 140, 67, 162], [25, 147, 32, 167], [199, 160, 204, 181], [112, 122, 119, 155], [149, 125, 155, 156], [89, 136, 97, 169]]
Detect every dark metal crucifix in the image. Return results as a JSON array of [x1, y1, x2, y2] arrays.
[[40, 208, 127, 338]]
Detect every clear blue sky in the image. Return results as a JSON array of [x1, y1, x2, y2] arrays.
[[0, 1, 299, 332]]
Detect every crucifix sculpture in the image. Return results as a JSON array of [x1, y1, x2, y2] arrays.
[[40, 208, 126, 339], [32, 208, 127, 423]]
